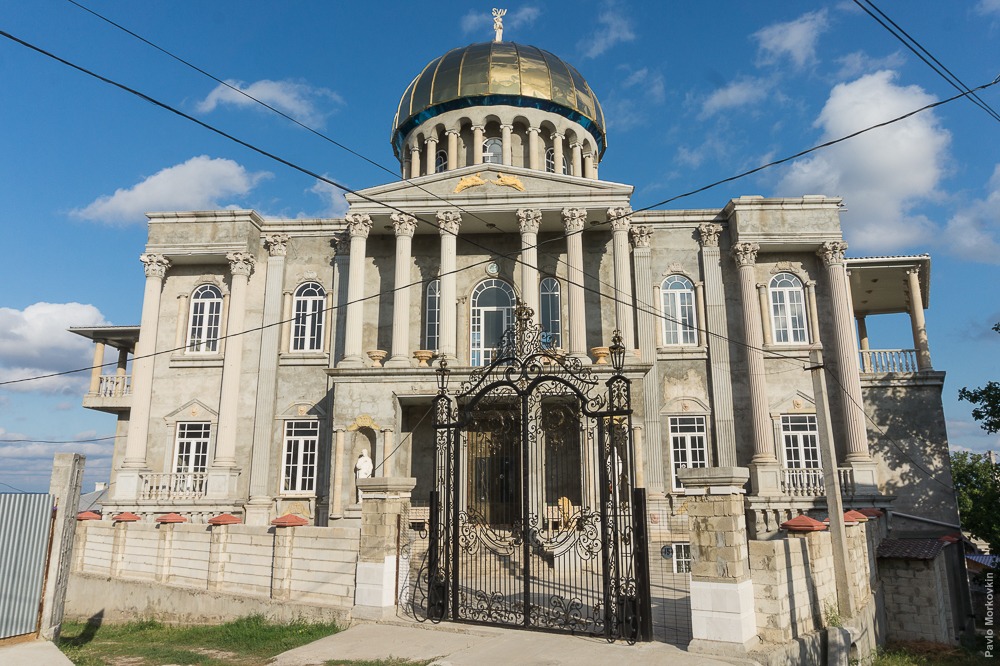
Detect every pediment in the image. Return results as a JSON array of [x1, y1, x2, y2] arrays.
[[164, 399, 218, 424], [345, 164, 634, 234], [770, 390, 815, 416], [278, 401, 327, 419]]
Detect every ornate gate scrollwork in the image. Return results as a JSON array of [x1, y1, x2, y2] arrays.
[[425, 304, 652, 642]]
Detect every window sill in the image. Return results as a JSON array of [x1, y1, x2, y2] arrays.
[[762, 343, 822, 358], [279, 352, 330, 366], [656, 346, 708, 361], [169, 353, 224, 368]]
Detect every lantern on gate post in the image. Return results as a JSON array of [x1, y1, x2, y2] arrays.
[[609, 330, 626, 373], [436, 357, 450, 394]]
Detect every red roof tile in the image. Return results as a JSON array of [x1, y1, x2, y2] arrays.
[[155, 513, 187, 524], [857, 508, 884, 518], [271, 513, 309, 527], [781, 515, 827, 532], [113, 512, 141, 522], [877, 538, 948, 560], [208, 513, 242, 526], [76, 511, 102, 521]]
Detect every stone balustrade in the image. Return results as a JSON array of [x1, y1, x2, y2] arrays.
[[859, 348, 918, 373]]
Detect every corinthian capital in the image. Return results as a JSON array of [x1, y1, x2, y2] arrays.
[[516, 208, 541, 234], [263, 233, 289, 257], [390, 212, 417, 237], [817, 241, 849, 267], [629, 225, 652, 249], [436, 210, 462, 235], [607, 207, 633, 231], [346, 212, 373, 239], [227, 252, 256, 277], [140, 253, 170, 279], [731, 242, 760, 268], [561, 207, 587, 232], [697, 223, 723, 248]]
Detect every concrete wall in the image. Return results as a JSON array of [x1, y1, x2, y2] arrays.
[[68, 520, 359, 622]]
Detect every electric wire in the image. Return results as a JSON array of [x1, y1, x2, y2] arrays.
[[0, 435, 118, 444], [0, 28, 981, 490]]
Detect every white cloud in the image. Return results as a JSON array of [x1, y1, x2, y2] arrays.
[[976, 0, 1000, 16], [73, 156, 271, 224], [461, 7, 540, 37], [943, 164, 1000, 263], [461, 10, 490, 35], [0, 302, 109, 394], [306, 178, 349, 218], [778, 71, 950, 252], [621, 67, 665, 104], [700, 78, 772, 118], [579, 5, 636, 59], [0, 427, 115, 494], [754, 9, 829, 69], [835, 50, 906, 80], [196, 79, 343, 127]]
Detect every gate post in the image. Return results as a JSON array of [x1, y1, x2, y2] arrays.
[[353, 477, 416, 620], [40, 452, 84, 641], [677, 466, 758, 656]]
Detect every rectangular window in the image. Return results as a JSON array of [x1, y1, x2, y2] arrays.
[[669, 416, 707, 490], [781, 414, 820, 469], [188, 299, 222, 352], [282, 420, 319, 494], [174, 422, 210, 474], [425, 280, 440, 351], [673, 542, 692, 574]]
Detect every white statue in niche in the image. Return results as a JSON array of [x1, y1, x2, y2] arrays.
[[355, 449, 374, 503]]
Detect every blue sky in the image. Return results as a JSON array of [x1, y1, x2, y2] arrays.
[[2, 1, 999, 493]]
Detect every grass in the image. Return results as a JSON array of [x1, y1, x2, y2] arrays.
[[872, 640, 994, 666], [58, 614, 343, 666]]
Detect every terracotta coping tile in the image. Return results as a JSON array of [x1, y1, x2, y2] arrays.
[[208, 513, 242, 526], [76, 511, 102, 521], [155, 512, 187, 524], [857, 508, 884, 518], [781, 515, 827, 532], [112, 512, 141, 522], [844, 510, 869, 522], [270, 513, 309, 527]]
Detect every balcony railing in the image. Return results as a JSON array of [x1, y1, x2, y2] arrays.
[[859, 349, 918, 374], [781, 467, 856, 497], [97, 374, 131, 397], [139, 472, 207, 501]]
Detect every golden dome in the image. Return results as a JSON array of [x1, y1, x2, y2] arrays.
[[392, 41, 606, 158]]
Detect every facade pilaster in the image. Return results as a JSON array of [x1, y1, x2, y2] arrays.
[[733, 241, 779, 493], [561, 208, 589, 361], [500, 124, 513, 165], [446, 130, 459, 171], [517, 208, 541, 323], [757, 284, 773, 346], [583, 152, 595, 179], [527, 127, 540, 170], [424, 137, 438, 175], [331, 427, 346, 518], [339, 213, 372, 367], [698, 224, 737, 468], [409, 144, 421, 179], [608, 207, 636, 352], [570, 142, 582, 176], [117, 253, 170, 500], [817, 242, 873, 467], [387, 213, 417, 367], [552, 133, 565, 174], [630, 225, 665, 494], [906, 267, 932, 370], [471, 126, 484, 165], [437, 210, 461, 362], [246, 234, 288, 525]]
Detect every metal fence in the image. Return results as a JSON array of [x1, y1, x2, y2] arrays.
[[0, 493, 54, 639]]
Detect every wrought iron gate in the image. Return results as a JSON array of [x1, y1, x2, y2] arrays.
[[426, 307, 651, 642]]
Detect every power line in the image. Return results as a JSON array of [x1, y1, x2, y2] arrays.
[[853, 0, 1000, 124], [0, 435, 118, 444], [0, 482, 29, 493]]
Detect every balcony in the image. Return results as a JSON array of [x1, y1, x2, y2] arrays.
[[780, 467, 856, 497], [859, 349, 918, 374], [139, 472, 207, 501], [82, 374, 133, 413]]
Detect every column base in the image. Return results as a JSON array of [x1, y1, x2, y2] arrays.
[[847, 459, 880, 495], [206, 467, 241, 500], [337, 355, 366, 368], [113, 468, 147, 501], [384, 355, 412, 369], [243, 498, 273, 525], [748, 462, 782, 497], [688, 578, 758, 652]]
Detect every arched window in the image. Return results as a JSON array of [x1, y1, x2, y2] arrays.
[[482, 137, 502, 164], [425, 279, 441, 351], [661, 275, 697, 345], [544, 147, 568, 174], [470, 279, 515, 366], [769, 273, 808, 344], [187, 285, 223, 353], [539, 277, 561, 349], [435, 150, 448, 173], [292, 282, 326, 351]]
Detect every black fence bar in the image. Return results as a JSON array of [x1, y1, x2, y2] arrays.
[[631, 487, 653, 642]]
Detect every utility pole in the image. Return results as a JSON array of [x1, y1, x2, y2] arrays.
[[808, 349, 856, 619]]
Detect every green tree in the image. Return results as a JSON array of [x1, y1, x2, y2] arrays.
[[950, 451, 1000, 552], [958, 323, 1000, 434]]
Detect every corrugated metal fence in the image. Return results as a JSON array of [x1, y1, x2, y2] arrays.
[[0, 493, 54, 639]]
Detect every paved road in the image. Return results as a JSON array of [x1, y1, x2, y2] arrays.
[[271, 621, 756, 666], [0, 639, 74, 666]]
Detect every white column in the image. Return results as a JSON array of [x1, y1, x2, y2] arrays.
[[174, 294, 188, 349], [757, 283, 773, 346], [552, 133, 565, 174], [425, 137, 438, 175], [817, 241, 871, 463], [122, 254, 170, 470], [387, 213, 417, 368], [906, 267, 932, 370], [331, 427, 346, 518], [88, 341, 105, 395], [561, 208, 589, 361], [517, 209, 541, 322], [279, 291, 292, 353], [409, 144, 421, 178], [339, 213, 372, 367], [214, 251, 256, 468], [500, 124, 513, 166], [570, 142, 583, 176], [446, 129, 459, 170], [246, 234, 288, 524], [583, 152, 595, 179], [732, 243, 776, 466], [472, 126, 484, 165], [805, 280, 821, 343], [527, 127, 540, 170], [380, 428, 393, 477], [608, 207, 636, 352], [437, 211, 461, 362], [694, 281, 707, 347]]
